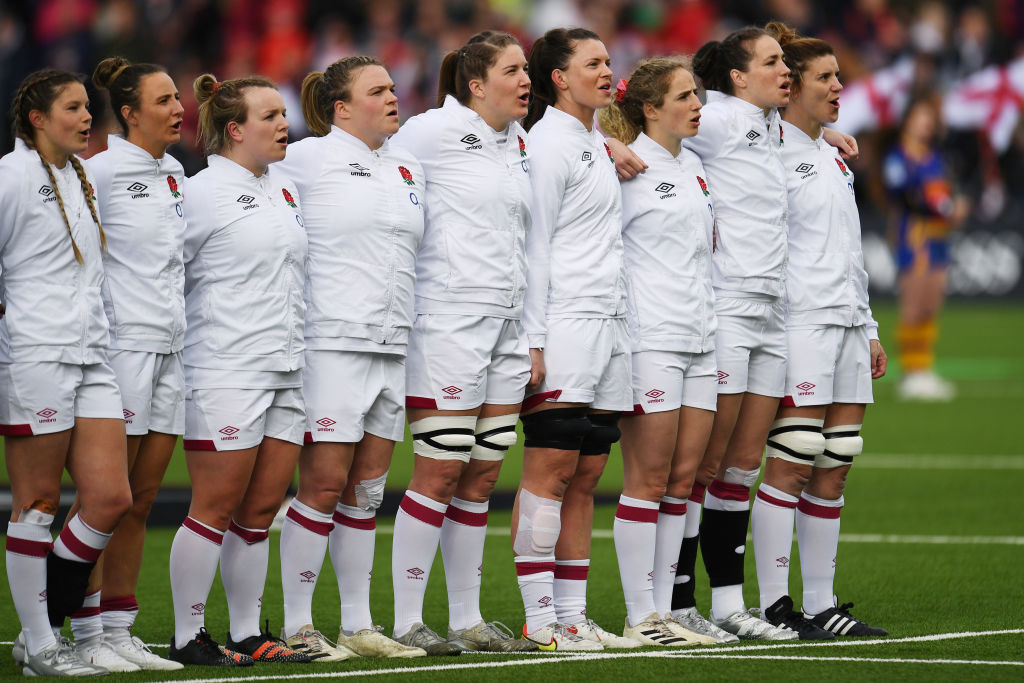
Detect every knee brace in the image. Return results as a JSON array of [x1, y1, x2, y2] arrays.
[[579, 412, 621, 456], [409, 415, 477, 461], [521, 407, 591, 450], [766, 417, 826, 465], [353, 471, 388, 511], [470, 413, 519, 461], [721, 466, 761, 488], [817, 424, 863, 468], [513, 489, 562, 557]]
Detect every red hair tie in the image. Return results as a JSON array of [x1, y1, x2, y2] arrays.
[[211, 81, 222, 96], [615, 79, 628, 103]]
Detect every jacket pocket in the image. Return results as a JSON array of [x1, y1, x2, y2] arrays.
[[207, 286, 288, 357], [442, 223, 513, 294]]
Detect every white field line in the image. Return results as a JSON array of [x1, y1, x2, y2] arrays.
[[131, 628, 1024, 683], [856, 454, 1024, 469]]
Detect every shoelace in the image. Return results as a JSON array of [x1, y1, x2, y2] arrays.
[[837, 602, 856, 613], [485, 621, 517, 640], [552, 623, 585, 641]]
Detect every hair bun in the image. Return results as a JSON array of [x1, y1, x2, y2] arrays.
[[92, 56, 131, 90], [193, 73, 219, 105]]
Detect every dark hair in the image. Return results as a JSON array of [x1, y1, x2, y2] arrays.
[[301, 56, 383, 136], [765, 22, 834, 91], [599, 57, 691, 145], [693, 26, 768, 95], [193, 73, 277, 155], [437, 30, 522, 108], [92, 56, 168, 135], [524, 27, 601, 131], [10, 69, 105, 263]]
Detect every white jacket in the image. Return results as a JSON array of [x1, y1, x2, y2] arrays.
[[620, 133, 716, 353], [523, 106, 626, 348], [780, 121, 877, 337], [86, 135, 186, 354], [182, 155, 306, 374], [391, 95, 530, 317], [682, 91, 788, 297], [275, 127, 424, 354], [0, 139, 109, 364]]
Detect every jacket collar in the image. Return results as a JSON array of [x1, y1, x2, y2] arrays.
[[328, 125, 389, 154]]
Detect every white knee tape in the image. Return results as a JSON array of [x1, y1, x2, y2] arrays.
[[410, 415, 477, 462], [766, 417, 826, 465], [513, 489, 562, 557], [470, 414, 519, 462], [353, 470, 388, 511], [817, 424, 863, 468], [722, 466, 761, 488]]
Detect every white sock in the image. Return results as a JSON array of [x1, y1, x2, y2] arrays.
[[54, 513, 111, 563], [71, 590, 103, 642], [221, 521, 269, 642], [440, 497, 488, 631], [170, 517, 223, 646], [797, 491, 844, 615], [653, 497, 687, 616], [752, 483, 799, 612], [553, 559, 589, 625], [331, 504, 377, 634], [516, 556, 556, 634], [392, 491, 446, 638], [101, 595, 139, 632], [613, 495, 659, 626], [6, 515, 57, 656], [280, 499, 333, 637], [710, 585, 746, 622]]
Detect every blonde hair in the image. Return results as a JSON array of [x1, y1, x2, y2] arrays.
[[12, 69, 105, 263], [193, 73, 277, 155], [599, 57, 691, 145], [300, 56, 383, 136]]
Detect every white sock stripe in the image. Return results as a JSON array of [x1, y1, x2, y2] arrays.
[[404, 489, 449, 514], [449, 496, 489, 513]]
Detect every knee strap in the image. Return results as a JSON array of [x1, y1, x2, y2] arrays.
[[470, 414, 519, 461], [817, 424, 863, 468], [580, 412, 621, 456], [521, 407, 591, 450], [766, 417, 825, 465], [513, 489, 562, 557], [409, 415, 477, 461]]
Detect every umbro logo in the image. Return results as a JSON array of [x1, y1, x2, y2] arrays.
[[38, 185, 54, 197], [581, 151, 593, 162], [796, 381, 815, 396], [717, 371, 729, 385], [36, 408, 57, 418], [460, 133, 482, 149], [219, 426, 239, 441], [795, 163, 814, 174], [191, 602, 205, 615], [299, 570, 317, 583], [407, 567, 425, 580], [123, 409, 135, 422], [237, 195, 255, 204], [127, 182, 150, 199], [646, 389, 665, 403], [654, 182, 675, 193], [442, 385, 462, 400], [776, 556, 789, 568], [538, 596, 552, 607], [349, 162, 371, 176], [746, 129, 761, 141], [316, 417, 336, 427]]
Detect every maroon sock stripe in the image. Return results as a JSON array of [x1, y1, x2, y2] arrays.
[[405, 396, 438, 409], [797, 497, 843, 519], [399, 495, 445, 527], [100, 595, 139, 612], [756, 488, 798, 509], [182, 517, 224, 545], [690, 482, 707, 504], [228, 521, 269, 544], [659, 500, 687, 516], [515, 560, 555, 576], [708, 480, 750, 502], [333, 511, 377, 530], [522, 389, 562, 411], [5, 536, 52, 557], [445, 505, 488, 527], [58, 526, 102, 562], [71, 606, 101, 619], [286, 507, 333, 536], [554, 563, 589, 580], [0, 423, 34, 436], [183, 439, 218, 451], [615, 503, 659, 523]]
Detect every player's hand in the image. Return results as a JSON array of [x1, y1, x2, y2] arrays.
[[870, 339, 887, 379], [528, 347, 546, 391], [823, 128, 859, 160], [607, 137, 647, 179]]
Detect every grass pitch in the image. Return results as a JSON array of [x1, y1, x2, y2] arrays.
[[1, 301, 1023, 680]]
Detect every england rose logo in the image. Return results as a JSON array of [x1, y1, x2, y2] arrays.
[[604, 142, 614, 163], [835, 158, 850, 177], [696, 175, 709, 196], [398, 166, 414, 185], [89, 183, 96, 201], [167, 175, 181, 198], [518, 135, 527, 158], [282, 188, 297, 208]]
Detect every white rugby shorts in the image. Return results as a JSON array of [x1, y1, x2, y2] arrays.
[[108, 349, 185, 436], [405, 314, 530, 410], [0, 361, 123, 436], [713, 295, 787, 397], [526, 317, 632, 412], [303, 350, 406, 443], [782, 324, 874, 407], [630, 349, 718, 414], [184, 386, 305, 451]]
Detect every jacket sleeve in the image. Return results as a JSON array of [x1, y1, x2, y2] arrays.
[[182, 175, 215, 269], [0, 156, 24, 257], [274, 139, 320, 201], [391, 113, 440, 168], [681, 105, 728, 161], [522, 132, 572, 348]]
